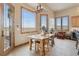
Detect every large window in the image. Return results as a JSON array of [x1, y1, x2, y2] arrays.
[[55, 16, 69, 31], [49, 18, 55, 30], [62, 16, 69, 30], [21, 7, 36, 33], [55, 17, 61, 30], [4, 4, 14, 51], [40, 14, 48, 30]]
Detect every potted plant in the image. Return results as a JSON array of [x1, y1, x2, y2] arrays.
[[50, 28, 53, 34], [8, 8, 14, 18], [41, 26, 47, 36]]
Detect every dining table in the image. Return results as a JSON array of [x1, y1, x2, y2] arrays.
[[27, 33, 54, 56]]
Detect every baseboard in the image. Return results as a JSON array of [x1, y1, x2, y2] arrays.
[[14, 41, 29, 48]]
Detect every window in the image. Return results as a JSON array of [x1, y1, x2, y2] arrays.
[[55, 17, 61, 30], [4, 3, 11, 51], [21, 7, 36, 33], [40, 14, 48, 30], [4, 4, 14, 51], [55, 16, 69, 31], [49, 18, 55, 30], [62, 16, 69, 30]]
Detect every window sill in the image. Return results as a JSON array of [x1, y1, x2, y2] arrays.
[[21, 31, 37, 34]]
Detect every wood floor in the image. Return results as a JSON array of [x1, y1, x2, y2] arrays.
[[7, 38, 78, 56]]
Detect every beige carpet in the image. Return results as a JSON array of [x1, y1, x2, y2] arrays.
[[7, 38, 78, 56]]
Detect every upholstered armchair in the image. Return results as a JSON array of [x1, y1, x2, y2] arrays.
[[56, 32, 66, 39]]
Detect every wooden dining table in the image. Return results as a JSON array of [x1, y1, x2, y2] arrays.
[[27, 33, 54, 56]]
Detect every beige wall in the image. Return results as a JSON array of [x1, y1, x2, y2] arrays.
[[37, 4, 55, 32], [55, 6, 79, 31], [14, 4, 37, 46], [0, 4, 4, 55], [14, 3, 55, 46]]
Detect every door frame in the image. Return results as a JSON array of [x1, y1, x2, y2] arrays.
[[0, 3, 4, 56], [0, 3, 15, 55]]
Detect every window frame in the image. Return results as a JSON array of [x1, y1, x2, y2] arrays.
[[21, 7, 37, 34], [48, 18, 55, 30], [40, 14, 48, 30], [55, 16, 69, 31], [3, 3, 15, 51], [55, 17, 62, 31], [61, 16, 69, 31]]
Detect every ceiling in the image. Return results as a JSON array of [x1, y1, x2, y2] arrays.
[[27, 3, 38, 8], [47, 3, 79, 11], [27, 3, 79, 12]]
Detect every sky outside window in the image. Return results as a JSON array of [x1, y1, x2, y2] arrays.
[[56, 16, 69, 30], [4, 4, 10, 28], [56, 17, 61, 26], [49, 18, 55, 29], [41, 15, 47, 28], [22, 8, 36, 28], [62, 16, 68, 26], [62, 16, 69, 30]]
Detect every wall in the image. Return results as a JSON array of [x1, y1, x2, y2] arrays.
[[0, 4, 4, 55], [38, 4, 55, 31], [14, 4, 37, 46], [13, 3, 55, 46], [55, 6, 79, 31], [8, 4, 79, 46]]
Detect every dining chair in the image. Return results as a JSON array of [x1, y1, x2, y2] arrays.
[[35, 39, 40, 51], [29, 39, 32, 50], [35, 38, 49, 56], [29, 38, 37, 50], [44, 39, 49, 52], [49, 36, 54, 47]]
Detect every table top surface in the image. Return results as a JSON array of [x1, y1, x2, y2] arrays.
[[27, 33, 54, 40]]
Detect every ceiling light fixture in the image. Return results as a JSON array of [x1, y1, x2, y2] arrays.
[[36, 4, 48, 13]]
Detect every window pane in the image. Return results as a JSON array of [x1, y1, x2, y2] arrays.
[[41, 15, 47, 28], [4, 4, 11, 51], [49, 18, 55, 30], [4, 4, 10, 28], [22, 8, 36, 32], [62, 16, 69, 30], [56, 17, 61, 30]]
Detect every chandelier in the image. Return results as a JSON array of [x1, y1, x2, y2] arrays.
[[36, 4, 47, 13]]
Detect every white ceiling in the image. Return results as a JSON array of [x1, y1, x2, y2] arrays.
[[27, 3, 79, 12], [47, 3, 79, 11], [27, 3, 38, 8]]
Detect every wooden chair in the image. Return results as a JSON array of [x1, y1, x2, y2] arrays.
[[35, 39, 44, 55], [49, 36, 54, 47], [44, 39, 49, 52], [56, 32, 66, 39], [35, 38, 49, 56], [35, 40, 40, 51], [29, 39, 40, 51]]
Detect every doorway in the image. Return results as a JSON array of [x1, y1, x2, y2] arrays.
[[0, 3, 15, 55]]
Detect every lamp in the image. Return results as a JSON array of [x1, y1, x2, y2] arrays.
[[36, 4, 48, 13]]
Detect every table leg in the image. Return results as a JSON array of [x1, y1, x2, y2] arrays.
[[35, 41, 36, 51], [29, 39, 32, 50], [76, 40, 78, 49], [40, 40, 45, 56]]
